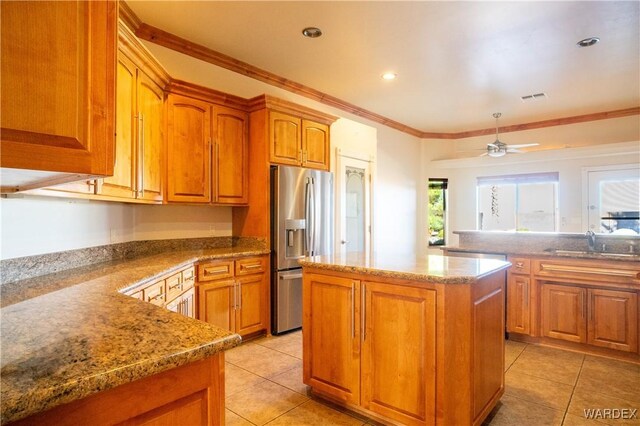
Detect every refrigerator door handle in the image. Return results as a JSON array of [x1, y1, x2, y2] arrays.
[[305, 178, 312, 256], [309, 178, 316, 256]]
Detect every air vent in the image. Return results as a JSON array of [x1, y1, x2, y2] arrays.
[[520, 93, 548, 102]]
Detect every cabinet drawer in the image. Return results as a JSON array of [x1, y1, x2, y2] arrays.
[[182, 266, 196, 283], [166, 271, 185, 301], [235, 257, 266, 276], [509, 257, 530, 275], [144, 280, 166, 306], [198, 261, 234, 282]]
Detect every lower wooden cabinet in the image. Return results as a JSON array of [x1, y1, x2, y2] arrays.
[[166, 287, 196, 319], [303, 273, 437, 425], [506, 273, 530, 334], [541, 283, 638, 352], [196, 256, 268, 337]]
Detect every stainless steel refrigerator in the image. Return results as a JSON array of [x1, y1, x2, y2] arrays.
[[271, 165, 334, 334]]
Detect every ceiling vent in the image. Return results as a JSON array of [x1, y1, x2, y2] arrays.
[[520, 93, 548, 102]]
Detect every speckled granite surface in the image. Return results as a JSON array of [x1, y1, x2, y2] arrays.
[[299, 252, 510, 284], [0, 236, 265, 285], [0, 246, 269, 424]]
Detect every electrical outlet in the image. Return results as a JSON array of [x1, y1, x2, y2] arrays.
[[209, 224, 216, 236]]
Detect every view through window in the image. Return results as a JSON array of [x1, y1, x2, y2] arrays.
[[428, 178, 447, 246], [477, 172, 558, 232]]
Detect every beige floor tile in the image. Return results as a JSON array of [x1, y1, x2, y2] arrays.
[[269, 366, 309, 395], [226, 362, 267, 397], [505, 370, 574, 411], [576, 356, 640, 404], [562, 413, 610, 426], [266, 400, 364, 425], [226, 381, 308, 426], [256, 332, 303, 359], [505, 340, 527, 372], [483, 394, 565, 426], [567, 387, 640, 426], [226, 409, 255, 426], [226, 342, 302, 378], [509, 344, 584, 385]]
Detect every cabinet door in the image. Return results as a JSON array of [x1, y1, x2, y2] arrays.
[[303, 273, 360, 404], [166, 94, 211, 203], [197, 280, 234, 332], [506, 274, 530, 334], [1, 1, 116, 176], [269, 112, 301, 166], [213, 106, 248, 205], [102, 54, 137, 199], [302, 120, 329, 171], [588, 289, 638, 353], [541, 284, 587, 343], [361, 281, 436, 426], [235, 275, 267, 336], [136, 71, 164, 203]]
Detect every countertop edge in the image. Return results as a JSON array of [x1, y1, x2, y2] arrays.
[[441, 246, 640, 262]]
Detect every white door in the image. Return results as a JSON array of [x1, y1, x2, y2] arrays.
[[336, 149, 373, 253], [585, 165, 640, 234]]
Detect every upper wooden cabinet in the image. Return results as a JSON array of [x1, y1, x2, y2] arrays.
[[166, 93, 248, 205], [100, 53, 164, 203], [166, 94, 212, 203], [269, 111, 330, 171], [0, 0, 117, 192]]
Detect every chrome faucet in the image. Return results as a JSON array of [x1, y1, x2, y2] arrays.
[[586, 230, 596, 252]]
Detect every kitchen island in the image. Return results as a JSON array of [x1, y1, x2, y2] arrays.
[[1, 245, 268, 425], [300, 253, 511, 426]]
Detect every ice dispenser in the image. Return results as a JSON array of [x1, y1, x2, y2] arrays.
[[285, 219, 305, 259]]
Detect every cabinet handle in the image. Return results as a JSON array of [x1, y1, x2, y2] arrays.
[[582, 292, 586, 319], [299, 149, 303, 163], [590, 293, 594, 321], [238, 281, 242, 309], [515, 262, 524, 268], [138, 114, 145, 197], [524, 282, 529, 308], [233, 281, 237, 310], [208, 137, 213, 201], [350, 282, 355, 339], [361, 283, 366, 341], [242, 263, 262, 270], [204, 266, 228, 275], [168, 282, 182, 291], [148, 292, 163, 302], [214, 141, 219, 202]]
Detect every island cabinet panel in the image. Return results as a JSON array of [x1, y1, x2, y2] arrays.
[[166, 94, 212, 203], [269, 112, 301, 166], [10, 355, 225, 426], [361, 282, 436, 426], [213, 106, 249, 204], [506, 274, 530, 334], [540, 284, 587, 343], [303, 273, 361, 405], [0, 0, 116, 183], [588, 288, 638, 353]]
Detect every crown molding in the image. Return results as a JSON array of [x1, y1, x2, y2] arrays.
[[125, 11, 640, 140]]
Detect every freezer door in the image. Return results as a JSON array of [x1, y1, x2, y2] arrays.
[[275, 166, 307, 270], [275, 270, 303, 333]]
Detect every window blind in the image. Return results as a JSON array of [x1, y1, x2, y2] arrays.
[[477, 172, 559, 186]]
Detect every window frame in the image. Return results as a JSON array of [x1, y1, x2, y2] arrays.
[[428, 178, 448, 246]]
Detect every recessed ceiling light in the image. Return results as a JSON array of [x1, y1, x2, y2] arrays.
[[381, 72, 397, 80], [302, 27, 322, 38], [577, 37, 600, 48]]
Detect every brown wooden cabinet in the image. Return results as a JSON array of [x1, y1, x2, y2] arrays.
[[0, 0, 117, 192], [361, 281, 436, 425], [196, 256, 268, 337], [541, 283, 587, 343], [269, 111, 330, 171], [303, 272, 361, 405], [166, 94, 248, 205], [506, 271, 531, 334], [101, 53, 164, 203], [588, 288, 637, 352]]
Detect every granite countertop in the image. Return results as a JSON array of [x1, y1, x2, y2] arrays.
[[441, 246, 640, 262], [299, 252, 511, 284], [0, 246, 269, 424]]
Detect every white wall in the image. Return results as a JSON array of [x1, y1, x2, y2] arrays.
[[423, 140, 640, 253], [0, 196, 233, 260]]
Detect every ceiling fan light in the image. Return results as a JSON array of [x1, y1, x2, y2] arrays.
[[488, 150, 506, 158]]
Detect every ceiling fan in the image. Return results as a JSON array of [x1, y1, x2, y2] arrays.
[[480, 113, 539, 157]]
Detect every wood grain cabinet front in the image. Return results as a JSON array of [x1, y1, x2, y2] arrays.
[[269, 112, 330, 171], [0, 0, 117, 191], [166, 94, 249, 205], [587, 288, 637, 353], [506, 274, 531, 335], [196, 256, 269, 337]]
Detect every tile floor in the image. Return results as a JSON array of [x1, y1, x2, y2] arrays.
[[224, 331, 640, 425]]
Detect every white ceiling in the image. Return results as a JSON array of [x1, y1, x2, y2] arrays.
[[128, 1, 640, 133]]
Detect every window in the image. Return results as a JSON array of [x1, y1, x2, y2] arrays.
[[585, 165, 640, 234], [477, 172, 558, 232], [428, 178, 447, 246]]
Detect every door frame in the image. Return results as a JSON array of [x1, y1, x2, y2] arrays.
[[335, 148, 376, 254]]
